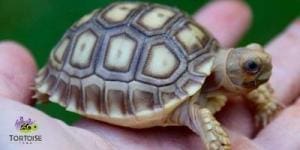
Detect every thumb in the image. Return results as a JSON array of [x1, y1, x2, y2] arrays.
[[0, 41, 37, 104]]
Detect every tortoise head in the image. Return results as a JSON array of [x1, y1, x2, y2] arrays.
[[221, 43, 272, 94]]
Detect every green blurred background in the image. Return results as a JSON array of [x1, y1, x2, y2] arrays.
[[0, 0, 299, 124]]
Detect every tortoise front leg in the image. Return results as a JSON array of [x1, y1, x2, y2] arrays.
[[191, 107, 231, 150], [172, 101, 231, 150], [205, 92, 227, 114], [246, 83, 283, 128]]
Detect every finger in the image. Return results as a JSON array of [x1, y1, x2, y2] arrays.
[[217, 98, 254, 137], [76, 119, 205, 150], [0, 99, 112, 150], [75, 119, 261, 150], [230, 131, 263, 150], [267, 19, 300, 105], [0, 41, 37, 104], [194, 0, 252, 47], [254, 97, 300, 150]]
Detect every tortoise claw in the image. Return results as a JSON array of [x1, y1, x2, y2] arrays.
[[255, 102, 283, 129]]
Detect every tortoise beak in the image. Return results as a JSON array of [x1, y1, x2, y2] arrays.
[[243, 71, 271, 89], [257, 71, 271, 83], [257, 54, 272, 83]]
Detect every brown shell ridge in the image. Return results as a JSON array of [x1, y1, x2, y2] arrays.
[[34, 66, 83, 114], [35, 66, 58, 102], [35, 66, 194, 119], [34, 65, 211, 124]]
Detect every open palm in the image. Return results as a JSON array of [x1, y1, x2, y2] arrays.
[[1, 1, 300, 150]]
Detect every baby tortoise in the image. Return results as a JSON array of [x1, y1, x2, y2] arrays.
[[34, 2, 282, 150]]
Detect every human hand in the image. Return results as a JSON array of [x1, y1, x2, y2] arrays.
[[1, 1, 300, 150]]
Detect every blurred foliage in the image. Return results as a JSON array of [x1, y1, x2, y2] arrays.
[[0, 0, 299, 124]]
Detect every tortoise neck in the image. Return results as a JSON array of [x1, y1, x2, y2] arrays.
[[203, 48, 244, 94], [201, 49, 229, 93]]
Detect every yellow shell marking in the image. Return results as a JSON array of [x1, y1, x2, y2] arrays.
[[176, 23, 206, 54], [104, 34, 136, 72], [144, 44, 178, 78], [54, 38, 70, 62], [194, 57, 214, 76], [71, 30, 97, 68], [182, 80, 202, 95], [104, 3, 140, 23], [139, 7, 175, 30], [50, 38, 70, 68]]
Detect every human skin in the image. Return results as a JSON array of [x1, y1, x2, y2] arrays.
[[0, 0, 300, 150]]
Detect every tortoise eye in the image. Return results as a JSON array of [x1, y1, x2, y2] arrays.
[[243, 60, 260, 74]]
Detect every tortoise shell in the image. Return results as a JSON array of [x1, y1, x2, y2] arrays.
[[35, 2, 219, 127]]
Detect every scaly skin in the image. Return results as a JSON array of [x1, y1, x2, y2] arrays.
[[205, 92, 227, 114], [194, 108, 231, 150], [247, 83, 284, 128], [172, 94, 231, 150]]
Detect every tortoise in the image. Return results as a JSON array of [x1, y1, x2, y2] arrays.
[[34, 2, 282, 150]]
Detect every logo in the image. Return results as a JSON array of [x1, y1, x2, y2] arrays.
[[9, 116, 42, 144], [15, 116, 38, 134]]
